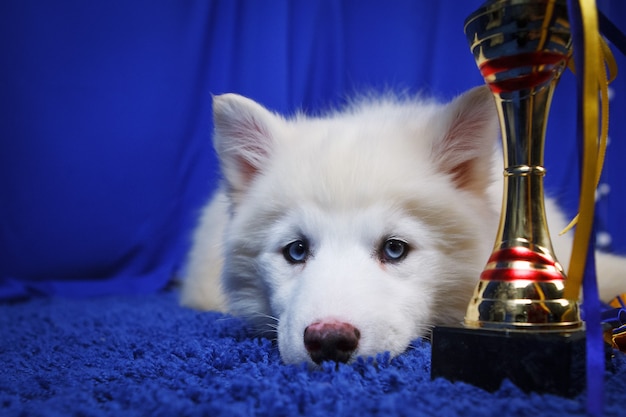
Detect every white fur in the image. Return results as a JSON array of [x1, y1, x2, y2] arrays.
[[180, 87, 625, 365]]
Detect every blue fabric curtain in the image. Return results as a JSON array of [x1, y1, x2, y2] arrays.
[[0, 0, 624, 299]]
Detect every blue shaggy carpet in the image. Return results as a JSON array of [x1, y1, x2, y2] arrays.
[[1, 290, 625, 417]]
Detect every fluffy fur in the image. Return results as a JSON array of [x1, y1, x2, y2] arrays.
[[181, 86, 625, 366]]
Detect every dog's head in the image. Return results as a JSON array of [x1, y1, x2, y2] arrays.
[[213, 87, 500, 365]]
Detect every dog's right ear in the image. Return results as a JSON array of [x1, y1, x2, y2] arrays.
[[212, 94, 281, 196]]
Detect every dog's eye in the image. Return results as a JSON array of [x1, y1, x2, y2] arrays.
[[380, 238, 409, 263], [283, 239, 309, 264]]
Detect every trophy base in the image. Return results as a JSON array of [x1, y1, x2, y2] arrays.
[[430, 325, 595, 397]]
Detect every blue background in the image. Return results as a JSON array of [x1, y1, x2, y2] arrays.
[[1, 1, 624, 299]]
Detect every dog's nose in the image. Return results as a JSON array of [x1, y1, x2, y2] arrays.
[[303, 320, 361, 364]]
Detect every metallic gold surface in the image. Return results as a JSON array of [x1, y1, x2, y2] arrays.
[[464, 0, 583, 331]]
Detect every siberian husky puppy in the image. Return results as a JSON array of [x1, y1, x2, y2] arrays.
[[181, 86, 625, 366]]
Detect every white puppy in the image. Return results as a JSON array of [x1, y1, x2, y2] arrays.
[[181, 86, 625, 366]]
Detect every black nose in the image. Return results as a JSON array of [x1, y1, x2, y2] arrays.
[[303, 320, 361, 364]]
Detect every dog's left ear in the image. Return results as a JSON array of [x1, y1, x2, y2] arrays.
[[212, 94, 282, 197], [431, 86, 500, 193]]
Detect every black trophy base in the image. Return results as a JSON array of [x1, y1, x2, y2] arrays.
[[431, 325, 588, 397]]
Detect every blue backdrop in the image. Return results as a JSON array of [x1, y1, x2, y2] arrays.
[[1, 1, 624, 299]]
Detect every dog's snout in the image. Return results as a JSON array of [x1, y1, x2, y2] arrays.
[[303, 320, 360, 364]]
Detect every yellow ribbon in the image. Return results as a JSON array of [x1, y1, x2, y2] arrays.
[[562, 1, 617, 300]]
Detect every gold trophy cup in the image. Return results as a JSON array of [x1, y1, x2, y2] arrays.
[[431, 0, 589, 397]]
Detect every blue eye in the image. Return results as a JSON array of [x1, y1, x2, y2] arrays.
[[283, 239, 309, 264], [381, 238, 409, 263]]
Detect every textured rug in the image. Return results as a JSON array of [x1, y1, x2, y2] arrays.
[[2, 290, 625, 417]]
